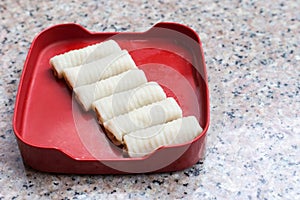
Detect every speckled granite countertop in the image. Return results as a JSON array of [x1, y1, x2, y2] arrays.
[[1, 0, 299, 199]]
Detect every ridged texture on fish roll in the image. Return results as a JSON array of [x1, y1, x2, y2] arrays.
[[92, 82, 167, 124], [73, 69, 147, 111], [103, 98, 182, 143], [63, 50, 136, 88], [50, 40, 121, 78], [124, 116, 202, 157]]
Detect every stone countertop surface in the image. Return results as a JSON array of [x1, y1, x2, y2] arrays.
[[0, 0, 299, 199]]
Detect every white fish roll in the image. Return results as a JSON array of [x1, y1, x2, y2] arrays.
[[74, 69, 147, 111], [124, 116, 203, 157], [92, 82, 167, 124], [50, 40, 121, 78], [103, 97, 182, 144], [63, 50, 137, 88]]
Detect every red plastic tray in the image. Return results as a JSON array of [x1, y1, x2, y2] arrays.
[[13, 22, 210, 174]]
